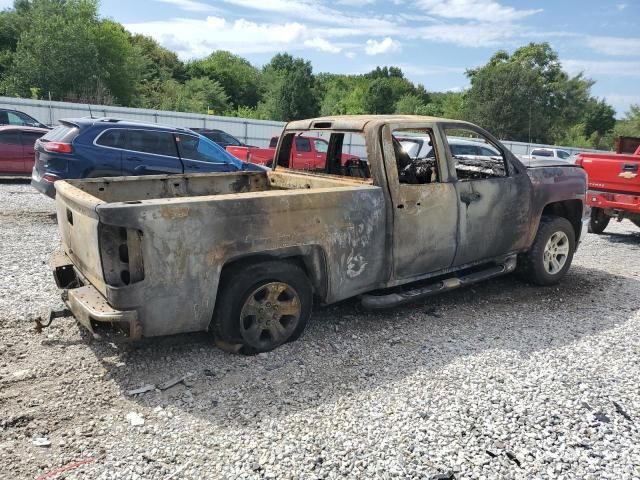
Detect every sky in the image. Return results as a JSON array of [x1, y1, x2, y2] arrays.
[[2, 0, 638, 116]]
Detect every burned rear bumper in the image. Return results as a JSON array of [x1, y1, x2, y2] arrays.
[[50, 251, 142, 339]]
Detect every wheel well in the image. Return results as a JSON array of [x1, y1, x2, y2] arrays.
[[541, 200, 582, 239], [218, 247, 328, 299]]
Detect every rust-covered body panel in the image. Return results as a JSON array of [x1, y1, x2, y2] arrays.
[[51, 115, 588, 339]]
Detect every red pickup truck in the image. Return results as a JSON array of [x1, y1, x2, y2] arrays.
[[575, 145, 640, 233], [227, 135, 360, 170]]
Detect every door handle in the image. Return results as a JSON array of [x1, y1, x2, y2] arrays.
[[622, 163, 638, 172], [460, 192, 481, 204], [127, 156, 143, 162]]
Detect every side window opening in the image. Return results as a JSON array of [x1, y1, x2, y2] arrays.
[[444, 128, 507, 180], [393, 129, 440, 185]]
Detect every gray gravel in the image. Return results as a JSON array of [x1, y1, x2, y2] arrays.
[[1, 181, 639, 480]]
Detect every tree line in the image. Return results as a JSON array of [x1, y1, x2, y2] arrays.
[[1, 0, 638, 149]]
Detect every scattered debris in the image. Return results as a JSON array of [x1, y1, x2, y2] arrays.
[[35, 458, 95, 480], [430, 471, 455, 480], [126, 384, 156, 396], [485, 449, 498, 458], [594, 412, 611, 423], [32, 437, 51, 447], [613, 401, 633, 422], [424, 307, 442, 318], [126, 412, 145, 426], [158, 374, 192, 391], [505, 451, 521, 467], [203, 369, 215, 377]]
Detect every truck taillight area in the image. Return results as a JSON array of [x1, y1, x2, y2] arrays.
[[99, 225, 145, 286]]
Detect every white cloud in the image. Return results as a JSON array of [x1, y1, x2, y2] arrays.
[[563, 59, 640, 78], [416, 0, 542, 23], [585, 36, 640, 56], [365, 37, 401, 55], [0, 0, 14, 9], [155, 0, 217, 12], [345, 51, 357, 59], [418, 23, 516, 47], [304, 37, 342, 53], [616, 3, 628, 10], [335, 0, 375, 5], [125, 16, 307, 58]]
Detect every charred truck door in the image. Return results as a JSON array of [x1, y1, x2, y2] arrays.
[[440, 124, 532, 266], [381, 123, 459, 281]]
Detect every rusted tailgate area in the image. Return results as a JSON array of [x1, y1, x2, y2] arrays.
[[54, 180, 107, 295]]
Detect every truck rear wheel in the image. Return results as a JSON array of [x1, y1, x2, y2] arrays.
[[211, 260, 312, 354], [520, 216, 575, 286], [588, 207, 610, 234]]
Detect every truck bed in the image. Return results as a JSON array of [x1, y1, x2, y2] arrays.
[[54, 170, 384, 337]]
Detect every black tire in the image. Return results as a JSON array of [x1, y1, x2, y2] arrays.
[[520, 216, 576, 286], [588, 207, 610, 234], [211, 260, 312, 354]]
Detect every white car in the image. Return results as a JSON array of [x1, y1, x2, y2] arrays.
[[521, 148, 573, 162]]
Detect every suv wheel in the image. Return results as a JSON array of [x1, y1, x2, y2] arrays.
[[211, 260, 312, 354], [520, 216, 576, 286]]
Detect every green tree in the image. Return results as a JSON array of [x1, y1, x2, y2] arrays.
[[466, 42, 596, 143], [157, 77, 229, 114], [259, 53, 318, 121], [187, 51, 260, 108], [94, 20, 143, 105], [615, 104, 640, 138], [394, 94, 426, 114], [4, 0, 101, 99], [363, 78, 394, 114]]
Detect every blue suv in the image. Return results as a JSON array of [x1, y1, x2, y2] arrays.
[[31, 117, 263, 197]]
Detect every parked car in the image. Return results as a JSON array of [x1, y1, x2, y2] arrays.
[[0, 126, 48, 175], [520, 148, 572, 163], [227, 134, 361, 171], [0, 108, 49, 129], [31, 118, 264, 198], [48, 115, 587, 354], [189, 128, 246, 148], [575, 145, 640, 233]]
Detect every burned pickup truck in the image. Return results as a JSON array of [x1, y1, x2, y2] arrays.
[[49, 116, 588, 353]]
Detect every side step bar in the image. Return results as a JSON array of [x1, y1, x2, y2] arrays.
[[361, 256, 518, 310]]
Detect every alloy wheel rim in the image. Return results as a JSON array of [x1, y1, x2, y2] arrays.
[[239, 282, 301, 349], [543, 231, 569, 275]]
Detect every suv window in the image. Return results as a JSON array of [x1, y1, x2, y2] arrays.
[[557, 150, 570, 159], [209, 131, 241, 146], [176, 134, 232, 163], [295, 137, 311, 152], [0, 131, 21, 145], [96, 129, 126, 148], [121, 130, 178, 157], [42, 125, 79, 143]]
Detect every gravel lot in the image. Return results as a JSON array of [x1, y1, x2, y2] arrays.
[[1, 181, 639, 480]]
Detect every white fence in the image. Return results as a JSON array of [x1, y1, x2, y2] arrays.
[[0, 96, 608, 155]]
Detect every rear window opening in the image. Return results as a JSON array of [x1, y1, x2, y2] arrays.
[[41, 124, 79, 143], [275, 129, 371, 180]]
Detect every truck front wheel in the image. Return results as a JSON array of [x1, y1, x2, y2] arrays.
[[588, 207, 610, 234], [212, 260, 313, 354], [520, 216, 576, 286]]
